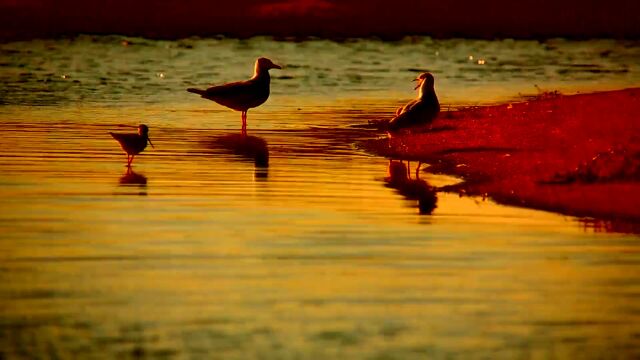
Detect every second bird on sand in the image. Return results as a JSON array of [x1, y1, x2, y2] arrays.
[[388, 72, 440, 133]]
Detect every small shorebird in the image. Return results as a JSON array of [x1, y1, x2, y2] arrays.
[[388, 72, 440, 132], [110, 124, 154, 167], [187, 57, 282, 135]]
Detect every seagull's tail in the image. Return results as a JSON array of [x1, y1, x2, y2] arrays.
[[187, 88, 207, 96]]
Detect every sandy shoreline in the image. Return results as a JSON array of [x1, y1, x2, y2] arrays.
[[363, 88, 640, 224]]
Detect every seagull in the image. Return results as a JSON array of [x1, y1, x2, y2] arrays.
[[110, 124, 154, 167], [388, 72, 440, 132], [187, 57, 282, 135]]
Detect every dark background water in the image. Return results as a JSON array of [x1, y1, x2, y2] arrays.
[[1, 36, 639, 124]]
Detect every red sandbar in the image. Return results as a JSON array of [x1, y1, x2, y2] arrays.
[[364, 88, 640, 222]]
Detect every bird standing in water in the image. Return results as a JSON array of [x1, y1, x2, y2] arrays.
[[187, 57, 282, 135], [110, 124, 154, 167], [388, 72, 440, 132]]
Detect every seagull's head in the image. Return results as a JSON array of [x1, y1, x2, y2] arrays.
[[413, 72, 435, 90], [256, 57, 282, 72], [138, 124, 154, 148]]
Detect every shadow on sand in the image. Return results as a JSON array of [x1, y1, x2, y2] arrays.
[[384, 159, 437, 215]]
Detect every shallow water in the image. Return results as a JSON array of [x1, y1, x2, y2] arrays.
[[1, 36, 640, 358]]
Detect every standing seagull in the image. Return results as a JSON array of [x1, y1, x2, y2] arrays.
[[110, 124, 154, 167], [388, 72, 440, 132], [187, 57, 282, 135]]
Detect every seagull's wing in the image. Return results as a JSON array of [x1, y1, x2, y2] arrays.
[[404, 98, 440, 123], [202, 79, 269, 111], [399, 99, 420, 114], [388, 111, 412, 132], [202, 80, 254, 99]]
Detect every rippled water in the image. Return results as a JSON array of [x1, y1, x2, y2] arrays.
[[1, 36, 640, 358]]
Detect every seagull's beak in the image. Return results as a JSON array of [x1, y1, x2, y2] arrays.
[[272, 63, 282, 70], [148, 138, 155, 149], [413, 78, 422, 90]]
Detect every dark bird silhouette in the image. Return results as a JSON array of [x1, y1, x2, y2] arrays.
[[187, 57, 282, 135], [110, 124, 154, 167], [388, 72, 440, 132]]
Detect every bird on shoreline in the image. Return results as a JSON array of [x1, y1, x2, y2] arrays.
[[110, 124, 154, 167], [187, 57, 282, 135], [388, 72, 440, 132]]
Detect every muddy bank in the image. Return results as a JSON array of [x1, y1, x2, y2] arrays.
[[363, 88, 640, 222]]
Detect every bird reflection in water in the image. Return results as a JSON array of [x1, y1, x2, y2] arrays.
[[384, 159, 437, 214], [213, 133, 269, 180], [117, 168, 148, 195]]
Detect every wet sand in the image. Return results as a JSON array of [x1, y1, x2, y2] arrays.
[[364, 88, 640, 226]]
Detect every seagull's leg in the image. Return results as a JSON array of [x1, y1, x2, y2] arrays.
[[242, 111, 247, 135], [416, 161, 422, 179], [407, 161, 411, 179], [128, 155, 135, 167], [241, 111, 247, 136]]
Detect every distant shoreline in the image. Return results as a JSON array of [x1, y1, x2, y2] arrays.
[[2, 32, 640, 43], [363, 88, 640, 229], [1, 0, 639, 42]]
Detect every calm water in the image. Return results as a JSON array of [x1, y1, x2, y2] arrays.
[[1, 36, 640, 358]]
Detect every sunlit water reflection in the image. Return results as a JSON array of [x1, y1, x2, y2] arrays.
[[1, 120, 639, 358], [1, 36, 640, 358]]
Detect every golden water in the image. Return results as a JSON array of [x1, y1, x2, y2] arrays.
[[1, 115, 639, 358]]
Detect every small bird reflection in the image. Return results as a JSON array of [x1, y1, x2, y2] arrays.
[[213, 133, 270, 179], [384, 159, 437, 214], [119, 168, 148, 185], [116, 168, 148, 195]]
